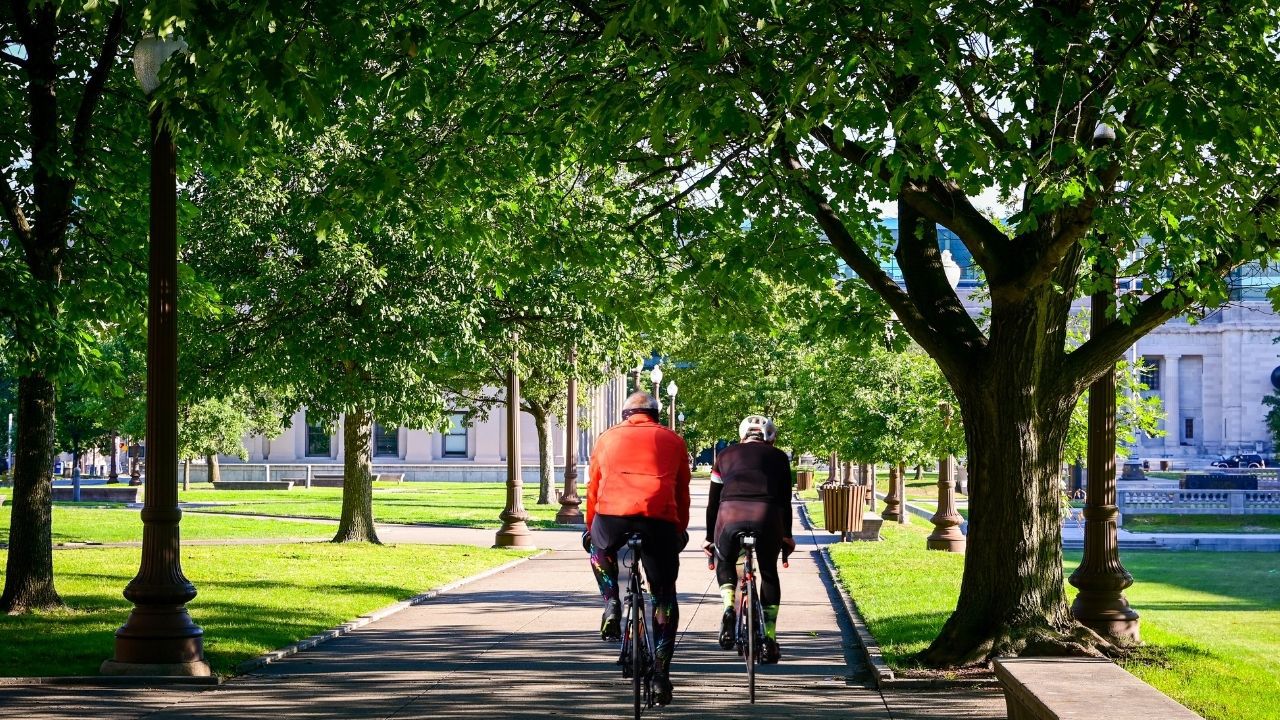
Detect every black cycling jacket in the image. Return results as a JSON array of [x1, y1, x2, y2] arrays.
[[705, 441, 793, 541]]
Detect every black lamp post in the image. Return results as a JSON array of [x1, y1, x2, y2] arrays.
[[102, 34, 209, 677]]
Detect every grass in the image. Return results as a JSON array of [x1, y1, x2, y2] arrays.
[[819, 505, 1280, 720], [1122, 514, 1280, 534], [0, 506, 331, 545], [173, 481, 564, 528], [0, 543, 532, 677]]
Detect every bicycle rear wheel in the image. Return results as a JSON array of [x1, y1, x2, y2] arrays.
[[745, 548, 757, 704], [632, 585, 643, 719]]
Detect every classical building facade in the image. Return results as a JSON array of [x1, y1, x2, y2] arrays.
[[218, 375, 630, 480]]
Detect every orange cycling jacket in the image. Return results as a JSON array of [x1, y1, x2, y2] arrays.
[[586, 413, 692, 532]]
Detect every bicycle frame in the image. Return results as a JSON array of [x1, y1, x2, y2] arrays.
[[734, 533, 767, 704], [618, 533, 654, 718]]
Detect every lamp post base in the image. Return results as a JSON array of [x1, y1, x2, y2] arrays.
[[494, 522, 536, 548], [102, 605, 209, 676], [1072, 593, 1141, 644], [555, 507, 584, 525], [925, 531, 966, 552], [100, 659, 212, 677]]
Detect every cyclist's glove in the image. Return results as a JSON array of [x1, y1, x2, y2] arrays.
[[581, 530, 592, 553]]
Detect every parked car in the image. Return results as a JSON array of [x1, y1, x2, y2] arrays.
[[1209, 453, 1266, 468]]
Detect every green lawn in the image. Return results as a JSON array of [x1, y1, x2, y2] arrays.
[[175, 481, 564, 528], [823, 513, 1280, 720], [1122, 514, 1280, 534], [0, 543, 532, 677], [0, 505, 330, 545]]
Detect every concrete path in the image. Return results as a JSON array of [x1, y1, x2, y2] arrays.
[[1, 482, 1006, 719]]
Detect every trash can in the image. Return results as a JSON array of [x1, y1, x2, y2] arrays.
[[820, 481, 867, 535], [796, 469, 814, 491]]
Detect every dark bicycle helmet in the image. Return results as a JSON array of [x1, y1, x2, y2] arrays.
[[738, 415, 777, 443]]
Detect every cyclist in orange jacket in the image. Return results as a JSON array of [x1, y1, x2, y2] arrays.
[[585, 391, 691, 706]]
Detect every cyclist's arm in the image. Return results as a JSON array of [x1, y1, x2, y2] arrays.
[[706, 453, 727, 538], [586, 444, 603, 529], [676, 438, 692, 533], [773, 454, 793, 538]]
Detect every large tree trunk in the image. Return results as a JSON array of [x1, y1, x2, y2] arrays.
[[532, 405, 554, 505], [0, 374, 64, 612], [919, 300, 1108, 667], [182, 458, 190, 492], [205, 453, 220, 484], [334, 408, 380, 543]]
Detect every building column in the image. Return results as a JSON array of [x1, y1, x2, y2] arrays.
[[1163, 354, 1181, 450]]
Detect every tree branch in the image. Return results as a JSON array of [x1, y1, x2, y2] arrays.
[[773, 134, 979, 370], [1061, 250, 1248, 396], [0, 49, 26, 68], [0, 167, 33, 246], [70, 2, 124, 166]]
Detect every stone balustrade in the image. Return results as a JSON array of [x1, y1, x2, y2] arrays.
[[1118, 488, 1280, 515]]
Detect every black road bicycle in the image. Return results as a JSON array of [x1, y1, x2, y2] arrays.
[[734, 532, 768, 703], [618, 533, 655, 719]]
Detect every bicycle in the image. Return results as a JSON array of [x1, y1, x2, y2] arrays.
[[713, 531, 790, 704], [617, 532, 655, 719]]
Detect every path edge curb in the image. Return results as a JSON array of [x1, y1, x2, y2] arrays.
[[814, 544, 897, 686], [233, 548, 550, 676]]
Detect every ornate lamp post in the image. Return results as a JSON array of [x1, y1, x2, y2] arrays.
[[927, 403, 966, 552], [1069, 221, 1139, 641], [632, 360, 645, 396], [556, 347, 583, 525], [496, 344, 535, 547], [666, 380, 678, 431], [102, 34, 209, 676]]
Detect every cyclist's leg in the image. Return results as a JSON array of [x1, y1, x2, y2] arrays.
[[636, 518, 681, 677], [589, 515, 627, 639], [757, 537, 781, 639]]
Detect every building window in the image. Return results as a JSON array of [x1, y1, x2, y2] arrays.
[[1139, 357, 1161, 391], [443, 413, 468, 457], [1184, 417, 1195, 441], [374, 423, 399, 457], [305, 421, 331, 457]]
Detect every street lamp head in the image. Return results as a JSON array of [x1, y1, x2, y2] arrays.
[[666, 380, 678, 397], [650, 365, 664, 384], [678, 412, 685, 422], [940, 249, 962, 290], [133, 33, 187, 95], [1093, 123, 1117, 147]]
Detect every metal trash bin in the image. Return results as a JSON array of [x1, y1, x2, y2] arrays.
[[820, 481, 866, 536]]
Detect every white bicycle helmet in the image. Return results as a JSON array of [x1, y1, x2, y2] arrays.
[[738, 415, 777, 443]]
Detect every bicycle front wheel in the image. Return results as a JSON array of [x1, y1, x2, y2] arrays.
[[745, 553, 757, 703], [632, 591, 643, 719]]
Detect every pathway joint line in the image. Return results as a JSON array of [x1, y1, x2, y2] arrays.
[[232, 549, 549, 676]]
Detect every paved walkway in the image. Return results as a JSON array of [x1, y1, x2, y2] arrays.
[[2, 482, 1006, 719]]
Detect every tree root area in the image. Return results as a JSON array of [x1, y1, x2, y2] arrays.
[[917, 621, 1128, 669]]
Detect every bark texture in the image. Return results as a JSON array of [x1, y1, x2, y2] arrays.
[[918, 290, 1112, 666], [334, 408, 380, 543], [530, 404, 554, 505], [0, 374, 63, 612], [205, 454, 221, 484]]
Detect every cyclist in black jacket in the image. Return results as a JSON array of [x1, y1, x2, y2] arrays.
[[703, 415, 795, 664]]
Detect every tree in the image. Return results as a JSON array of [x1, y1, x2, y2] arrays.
[[462, 2, 1280, 663], [184, 134, 493, 543], [177, 391, 287, 489], [0, 0, 152, 613], [1262, 390, 1280, 453]]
